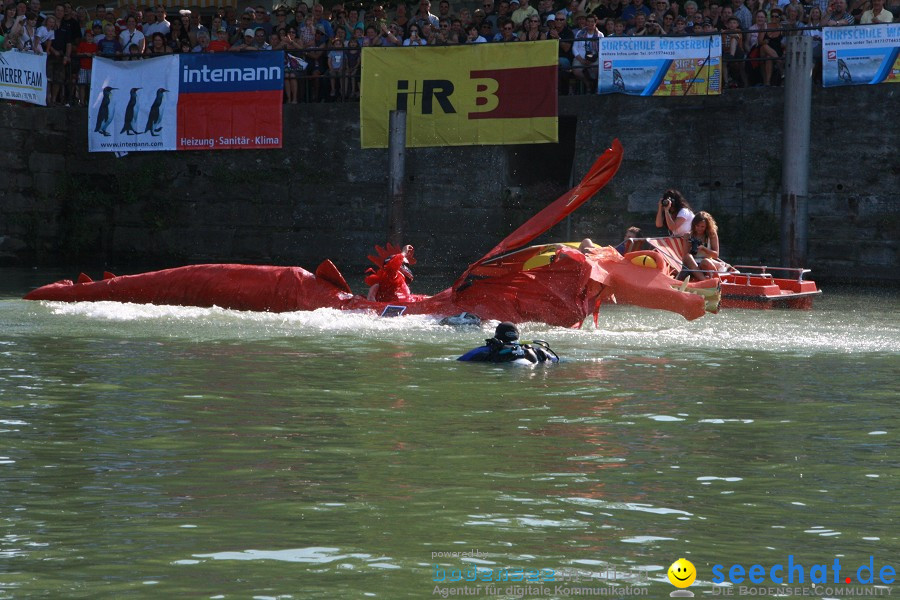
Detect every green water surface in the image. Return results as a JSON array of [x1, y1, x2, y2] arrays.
[[0, 270, 897, 599]]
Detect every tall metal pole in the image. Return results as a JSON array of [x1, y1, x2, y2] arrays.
[[781, 35, 813, 267], [388, 110, 407, 247]]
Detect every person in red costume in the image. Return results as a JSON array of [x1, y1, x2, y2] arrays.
[[365, 244, 415, 302]]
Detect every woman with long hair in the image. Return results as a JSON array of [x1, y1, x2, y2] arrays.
[[168, 16, 190, 50], [746, 9, 780, 85], [655, 189, 694, 236], [682, 211, 734, 279], [1, 5, 18, 36], [520, 15, 547, 40]]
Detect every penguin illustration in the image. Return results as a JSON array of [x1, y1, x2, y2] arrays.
[[837, 58, 852, 84], [613, 69, 625, 92], [143, 88, 168, 136], [94, 86, 116, 136], [120, 87, 142, 135]]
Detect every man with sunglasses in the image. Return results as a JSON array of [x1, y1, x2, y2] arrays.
[[235, 11, 253, 43], [252, 4, 272, 35]]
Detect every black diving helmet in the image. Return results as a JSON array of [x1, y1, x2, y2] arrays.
[[494, 322, 520, 343]]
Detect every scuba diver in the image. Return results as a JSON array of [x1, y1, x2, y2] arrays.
[[365, 244, 415, 302], [458, 322, 559, 364]]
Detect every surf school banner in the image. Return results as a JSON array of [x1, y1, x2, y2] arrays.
[[0, 51, 47, 106], [360, 41, 557, 148], [598, 36, 721, 96], [822, 24, 900, 87], [88, 53, 283, 153]]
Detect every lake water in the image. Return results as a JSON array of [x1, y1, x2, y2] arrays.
[[1, 268, 897, 599]]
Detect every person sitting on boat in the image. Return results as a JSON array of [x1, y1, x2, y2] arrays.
[[457, 322, 559, 364], [366, 244, 415, 302], [614, 226, 642, 255], [579, 226, 640, 256], [578, 238, 599, 253], [655, 189, 694, 237], [680, 211, 735, 280]]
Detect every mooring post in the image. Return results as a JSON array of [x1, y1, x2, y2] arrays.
[[781, 35, 813, 268], [388, 110, 407, 247]]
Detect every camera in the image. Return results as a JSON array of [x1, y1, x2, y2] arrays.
[[661, 197, 671, 207], [689, 237, 702, 256]]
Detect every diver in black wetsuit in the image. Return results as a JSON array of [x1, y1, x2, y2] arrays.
[[457, 322, 559, 364]]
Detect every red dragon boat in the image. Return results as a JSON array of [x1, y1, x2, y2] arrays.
[[24, 141, 721, 327]]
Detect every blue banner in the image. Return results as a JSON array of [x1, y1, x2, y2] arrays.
[[822, 24, 900, 87]]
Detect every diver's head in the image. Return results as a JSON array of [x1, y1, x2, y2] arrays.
[[494, 322, 519, 343]]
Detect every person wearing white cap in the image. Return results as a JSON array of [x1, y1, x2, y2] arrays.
[[229, 27, 258, 51]]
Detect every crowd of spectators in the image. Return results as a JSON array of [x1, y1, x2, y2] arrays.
[[0, 0, 895, 104]]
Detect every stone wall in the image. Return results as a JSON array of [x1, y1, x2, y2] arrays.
[[1, 85, 897, 284]]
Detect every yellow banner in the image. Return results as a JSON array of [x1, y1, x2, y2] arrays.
[[360, 41, 558, 149]]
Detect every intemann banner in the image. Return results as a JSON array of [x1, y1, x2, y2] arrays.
[[598, 36, 721, 96], [0, 51, 48, 106], [88, 53, 283, 153], [360, 40, 558, 148], [822, 24, 900, 87]]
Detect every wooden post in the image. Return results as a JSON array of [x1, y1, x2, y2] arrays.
[[388, 110, 407, 247], [781, 36, 813, 267]]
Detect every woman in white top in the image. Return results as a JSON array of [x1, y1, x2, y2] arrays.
[[18, 13, 42, 54], [655, 189, 695, 237]]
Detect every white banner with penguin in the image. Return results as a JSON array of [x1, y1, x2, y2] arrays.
[[0, 51, 47, 106], [88, 56, 179, 152], [88, 52, 283, 153], [822, 24, 900, 87], [598, 36, 721, 96]]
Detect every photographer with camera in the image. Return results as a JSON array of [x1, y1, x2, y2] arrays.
[[642, 14, 663, 34], [403, 23, 427, 45], [573, 14, 602, 92], [655, 188, 695, 237]]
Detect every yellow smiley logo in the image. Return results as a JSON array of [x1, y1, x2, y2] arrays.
[[667, 558, 697, 588]]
